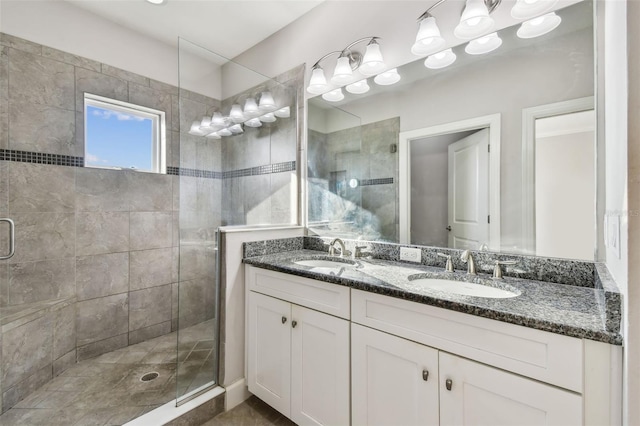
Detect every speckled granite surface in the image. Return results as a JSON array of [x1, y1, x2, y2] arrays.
[[243, 247, 622, 345]]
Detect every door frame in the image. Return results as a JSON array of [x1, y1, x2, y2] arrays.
[[520, 97, 594, 254], [399, 113, 501, 250]]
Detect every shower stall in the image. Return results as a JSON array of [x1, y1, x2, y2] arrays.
[[0, 32, 300, 424]]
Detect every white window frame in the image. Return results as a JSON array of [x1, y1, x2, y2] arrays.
[[84, 93, 166, 174]]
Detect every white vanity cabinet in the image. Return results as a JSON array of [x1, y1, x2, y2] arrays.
[[246, 266, 351, 426]]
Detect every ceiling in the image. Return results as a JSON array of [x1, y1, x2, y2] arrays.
[[63, 0, 324, 60]]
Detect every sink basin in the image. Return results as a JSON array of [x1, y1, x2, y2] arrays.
[[294, 259, 356, 268], [409, 277, 519, 299]]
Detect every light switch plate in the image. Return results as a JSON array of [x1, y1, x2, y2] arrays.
[[400, 247, 421, 263]]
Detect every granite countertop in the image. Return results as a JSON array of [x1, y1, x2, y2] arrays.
[[244, 249, 622, 345]]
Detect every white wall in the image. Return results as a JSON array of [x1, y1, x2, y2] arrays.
[[220, 226, 304, 410], [0, 0, 221, 98], [535, 130, 595, 260]]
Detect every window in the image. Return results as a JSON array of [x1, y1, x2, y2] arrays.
[[84, 93, 166, 173]]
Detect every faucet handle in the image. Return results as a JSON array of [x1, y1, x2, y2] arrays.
[[353, 245, 368, 259], [437, 253, 454, 273], [493, 260, 517, 279]]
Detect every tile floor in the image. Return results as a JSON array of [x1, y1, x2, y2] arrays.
[[0, 321, 216, 425], [203, 396, 295, 426]]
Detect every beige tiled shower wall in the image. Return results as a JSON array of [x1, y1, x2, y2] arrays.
[[0, 31, 220, 381]]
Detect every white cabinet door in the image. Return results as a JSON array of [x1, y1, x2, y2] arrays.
[[291, 305, 350, 426], [351, 323, 439, 426], [247, 291, 292, 417], [439, 352, 583, 426]]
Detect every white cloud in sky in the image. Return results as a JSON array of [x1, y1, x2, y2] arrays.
[[92, 109, 144, 122], [86, 153, 108, 164]]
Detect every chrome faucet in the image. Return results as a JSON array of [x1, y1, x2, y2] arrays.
[[329, 238, 346, 257], [460, 250, 477, 275], [437, 253, 454, 273]]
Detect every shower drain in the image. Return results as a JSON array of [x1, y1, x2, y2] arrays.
[[140, 372, 159, 382]]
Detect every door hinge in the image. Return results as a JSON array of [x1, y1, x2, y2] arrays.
[[488, 215, 491, 224], [488, 144, 490, 153]]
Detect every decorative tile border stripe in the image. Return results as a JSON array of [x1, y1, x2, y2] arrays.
[[223, 161, 296, 179], [360, 177, 394, 186], [167, 167, 223, 179], [0, 149, 84, 167]]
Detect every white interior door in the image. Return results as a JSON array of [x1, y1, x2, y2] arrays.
[[448, 128, 490, 249]]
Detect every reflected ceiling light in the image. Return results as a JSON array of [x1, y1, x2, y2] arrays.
[[275, 106, 290, 118], [218, 128, 232, 136], [260, 113, 277, 123], [229, 124, 244, 134], [465, 32, 502, 55], [373, 68, 401, 86], [258, 91, 276, 112], [189, 120, 206, 136], [511, 0, 558, 20], [146, 0, 167, 5], [322, 88, 345, 102], [346, 79, 370, 95], [412, 16, 446, 56], [517, 12, 561, 38], [454, 0, 499, 40], [307, 36, 385, 93], [359, 39, 386, 76], [424, 48, 457, 69], [243, 98, 259, 117], [229, 104, 244, 123], [307, 67, 328, 94], [211, 112, 225, 128], [245, 118, 263, 128], [205, 132, 221, 139]]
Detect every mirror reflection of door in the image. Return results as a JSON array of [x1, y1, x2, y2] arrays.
[[410, 128, 489, 250], [534, 110, 595, 260]]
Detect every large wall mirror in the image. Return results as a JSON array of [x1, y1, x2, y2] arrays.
[[307, 0, 596, 260]]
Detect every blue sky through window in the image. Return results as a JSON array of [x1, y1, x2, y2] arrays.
[[85, 105, 154, 171]]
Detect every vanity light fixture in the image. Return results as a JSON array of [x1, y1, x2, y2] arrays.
[[374, 68, 401, 86], [454, 0, 501, 40], [465, 32, 502, 55], [245, 118, 262, 128], [307, 37, 385, 93], [346, 79, 371, 95], [243, 98, 259, 118], [189, 120, 206, 136], [511, 0, 558, 20], [259, 113, 277, 123], [412, 16, 446, 56], [516, 12, 561, 39], [211, 111, 225, 128], [424, 48, 457, 69], [218, 128, 233, 137], [322, 88, 345, 102], [229, 104, 244, 123], [205, 132, 221, 139], [258, 91, 276, 112], [274, 106, 290, 118], [229, 124, 244, 134]]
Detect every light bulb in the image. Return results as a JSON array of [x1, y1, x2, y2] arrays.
[[245, 118, 262, 128], [274, 106, 290, 118], [511, 0, 558, 20], [259, 91, 276, 112], [373, 68, 401, 86], [229, 104, 244, 123], [331, 56, 354, 85], [307, 67, 328, 94], [454, 0, 495, 40], [322, 88, 345, 102], [412, 16, 446, 56], [243, 98, 259, 117], [346, 79, 370, 95], [424, 48, 457, 69], [517, 12, 561, 38], [211, 112, 225, 127], [259, 113, 277, 123], [359, 41, 385, 76], [465, 32, 502, 55]]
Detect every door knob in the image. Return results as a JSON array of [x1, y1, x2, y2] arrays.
[[446, 226, 452, 231], [445, 379, 453, 391], [292, 320, 298, 328], [422, 370, 429, 381], [282, 316, 287, 324]]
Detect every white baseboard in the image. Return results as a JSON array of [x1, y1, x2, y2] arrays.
[[225, 378, 252, 411], [124, 386, 225, 426]]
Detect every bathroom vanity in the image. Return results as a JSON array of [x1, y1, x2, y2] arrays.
[[243, 239, 622, 426]]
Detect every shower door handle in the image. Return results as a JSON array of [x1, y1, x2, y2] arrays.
[[0, 218, 15, 260]]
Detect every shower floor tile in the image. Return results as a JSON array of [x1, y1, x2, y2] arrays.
[[0, 320, 216, 426]]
